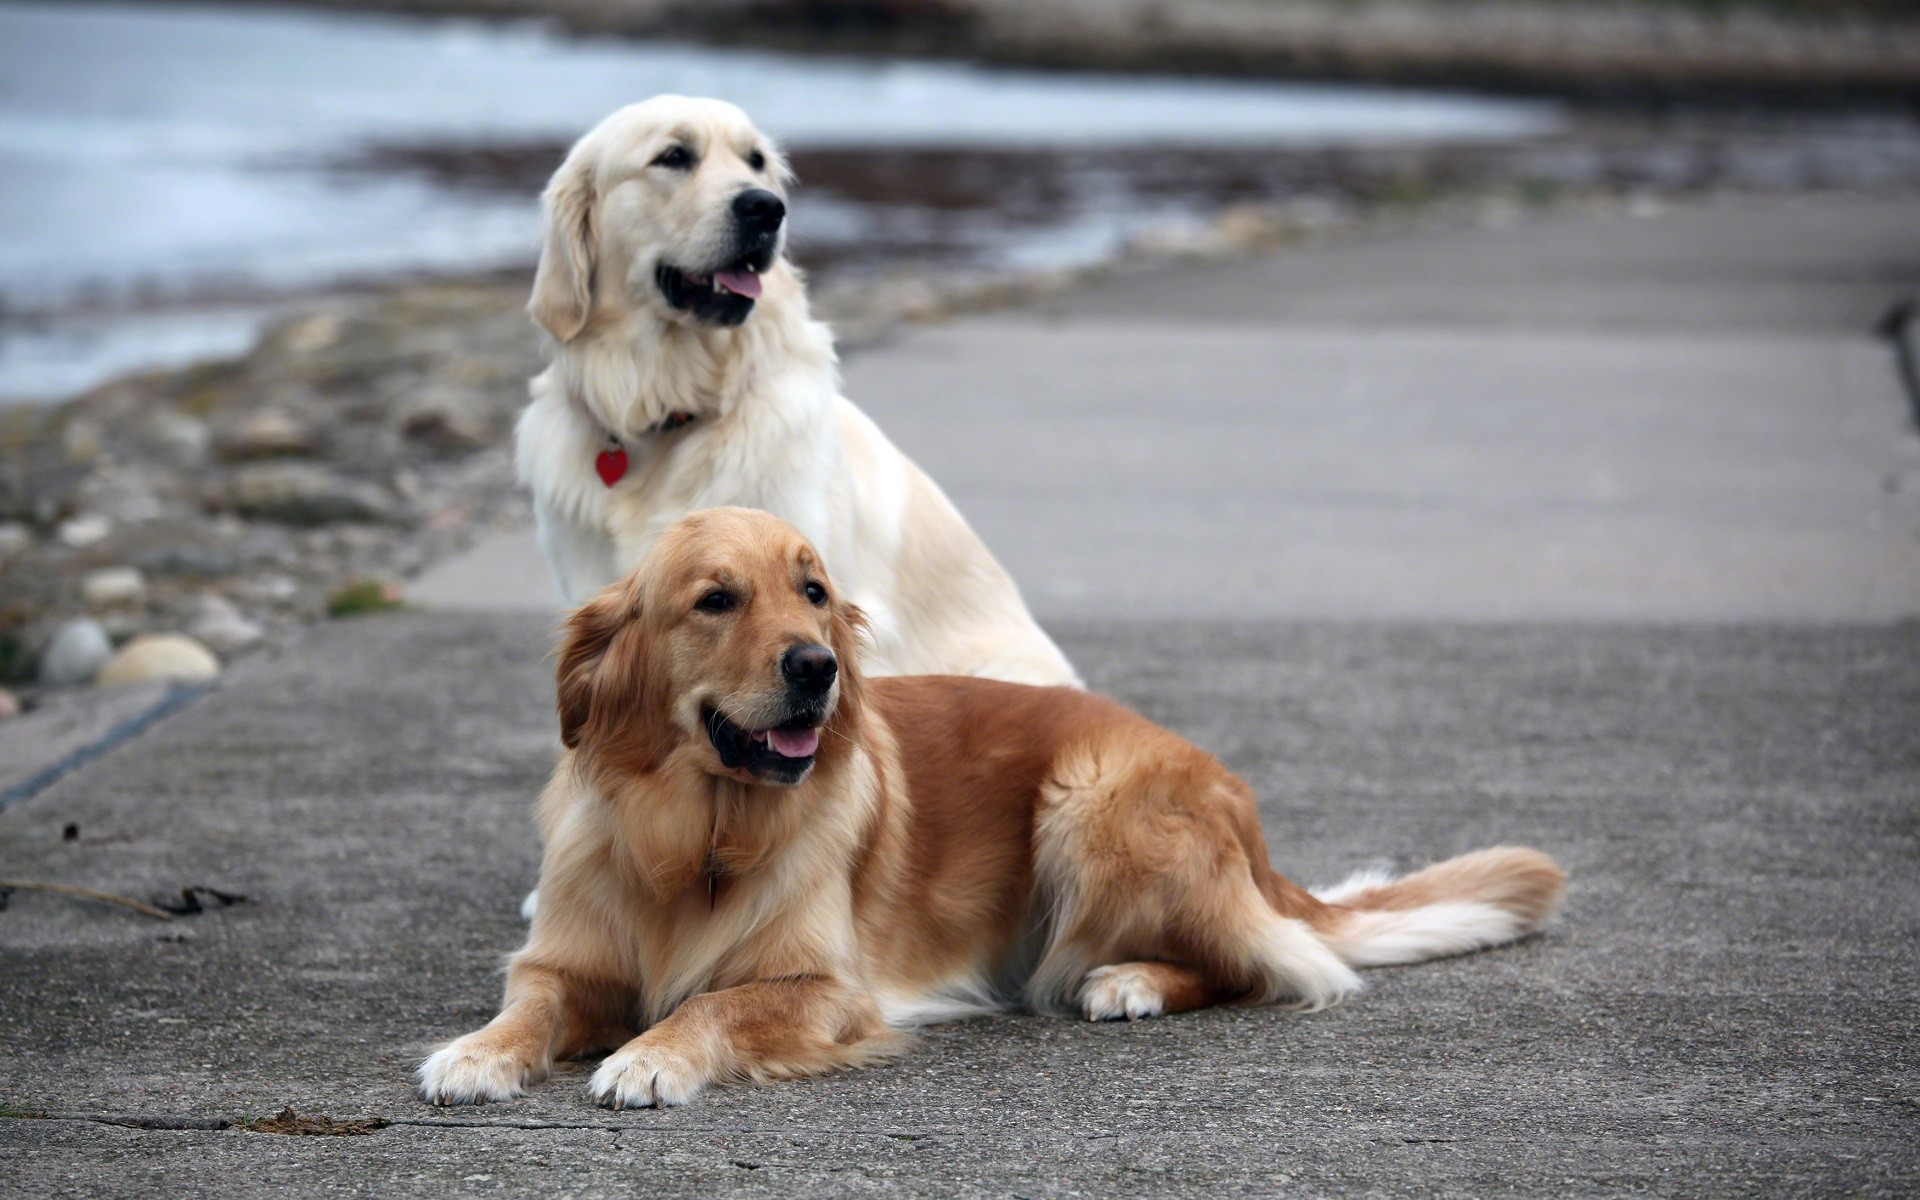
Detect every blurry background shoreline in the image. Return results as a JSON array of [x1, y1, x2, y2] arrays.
[[152, 0, 1920, 102], [4, 0, 1919, 405], [2, 0, 1563, 403]]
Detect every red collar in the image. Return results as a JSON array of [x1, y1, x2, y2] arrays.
[[594, 411, 697, 487]]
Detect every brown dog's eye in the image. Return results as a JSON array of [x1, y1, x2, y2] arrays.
[[652, 145, 694, 170], [804, 581, 827, 606], [696, 588, 735, 613], [747, 149, 766, 171]]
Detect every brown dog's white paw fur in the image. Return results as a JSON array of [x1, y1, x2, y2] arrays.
[[1080, 965, 1168, 1021], [588, 1039, 709, 1109], [417, 1037, 540, 1105]]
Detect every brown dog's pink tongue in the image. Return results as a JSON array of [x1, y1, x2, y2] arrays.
[[767, 726, 820, 758], [715, 268, 763, 298]]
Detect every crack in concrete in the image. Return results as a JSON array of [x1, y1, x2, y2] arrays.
[[0, 682, 212, 813], [11, 1111, 235, 1131], [8, 1110, 957, 1139]]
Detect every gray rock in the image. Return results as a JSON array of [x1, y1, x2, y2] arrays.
[[272, 311, 343, 355], [96, 633, 220, 687], [97, 611, 145, 642], [228, 464, 399, 526], [398, 390, 491, 451], [144, 412, 212, 467], [132, 542, 241, 578], [217, 410, 321, 460], [38, 618, 112, 687], [184, 594, 265, 656], [61, 418, 103, 467], [0, 459, 86, 526], [87, 470, 165, 524], [0, 521, 30, 560], [80, 566, 147, 608]]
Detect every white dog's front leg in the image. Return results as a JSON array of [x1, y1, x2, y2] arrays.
[[533, 495, 620, 607]]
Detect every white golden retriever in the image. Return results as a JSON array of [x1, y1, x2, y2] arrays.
[[514, 95, 1078, 689]]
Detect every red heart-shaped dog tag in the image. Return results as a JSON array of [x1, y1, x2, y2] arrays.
[[595, 448, 628, 487]]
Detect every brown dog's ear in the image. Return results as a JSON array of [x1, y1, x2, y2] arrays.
[[555, 581, 634, 750], [825, 598, 870, 732], [555, 579, 675, 772], [529, 152, 596, 342]]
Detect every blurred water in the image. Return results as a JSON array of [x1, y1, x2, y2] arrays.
[[0, 0, 1556, 399]]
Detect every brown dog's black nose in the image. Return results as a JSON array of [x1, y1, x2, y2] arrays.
[[733, 188, 785, 232], [781, 644, 836, 693]]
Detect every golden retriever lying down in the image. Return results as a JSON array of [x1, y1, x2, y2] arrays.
[[418, 508, 1566, 1108]]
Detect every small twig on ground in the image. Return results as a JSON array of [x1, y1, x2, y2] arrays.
[[0, 880, 175, 922]]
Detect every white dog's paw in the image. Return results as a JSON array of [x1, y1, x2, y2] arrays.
[[519, 888, 539, 921], [588, 1039, 709, 1110], [417, 1038, 535, 1105], [1079, 964, 1167, 1022]]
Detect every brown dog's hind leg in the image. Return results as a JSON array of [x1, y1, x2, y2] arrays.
[[1032, 731, 1363, 1016], [1077, 962, 1219, 1021], [588, 976, 897, 1109]]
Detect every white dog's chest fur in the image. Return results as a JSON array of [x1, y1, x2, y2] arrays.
[[514, 297, 1077, 688]]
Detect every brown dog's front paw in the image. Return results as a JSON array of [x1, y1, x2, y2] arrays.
[[1079, 964, 1168, 1021], [417, 1038, 537, 1105], [588, 1039, 709, 1109]]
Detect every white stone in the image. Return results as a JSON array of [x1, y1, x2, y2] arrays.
[[0, 688, 20, 721], [228, 464, 395, 524], [220, 411, 319, 460], [234, 574, 300, 606], [96, 634, 220, 688], [81, 566, 147, 608], [57, 514, 111, 548], [38, 619, 113, 687], [0, 522, 30, 560], [277, 312, 342, 355], [183, 592, 242, 624], [185, 594, 265, 656]]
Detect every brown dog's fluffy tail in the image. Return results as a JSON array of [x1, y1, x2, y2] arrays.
[[1304, 846, 1567, 968]]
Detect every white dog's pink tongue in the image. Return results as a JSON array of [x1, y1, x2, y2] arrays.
[[766, 726, 820, 758], [715, 267, 763, 298]]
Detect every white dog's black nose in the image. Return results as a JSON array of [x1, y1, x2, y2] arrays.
[[781, 644, 836, 693], [733, 188, 785, 233]]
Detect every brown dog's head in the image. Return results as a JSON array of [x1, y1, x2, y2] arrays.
[[556, 507, 864, 787]]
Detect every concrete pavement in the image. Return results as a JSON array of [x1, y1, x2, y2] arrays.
[[2, 614, 1916, 1197], [5, 191, 1920, 1196]]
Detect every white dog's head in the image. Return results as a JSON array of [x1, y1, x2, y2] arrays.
[[530, 96, 794, 341]]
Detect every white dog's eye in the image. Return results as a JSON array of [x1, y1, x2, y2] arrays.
[[747, 149, 766, 172], [652, 145, 694, 170]]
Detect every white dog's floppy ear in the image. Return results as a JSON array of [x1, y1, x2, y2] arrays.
[[529, 153, 597, 342], [765, 136, 797, 190]]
